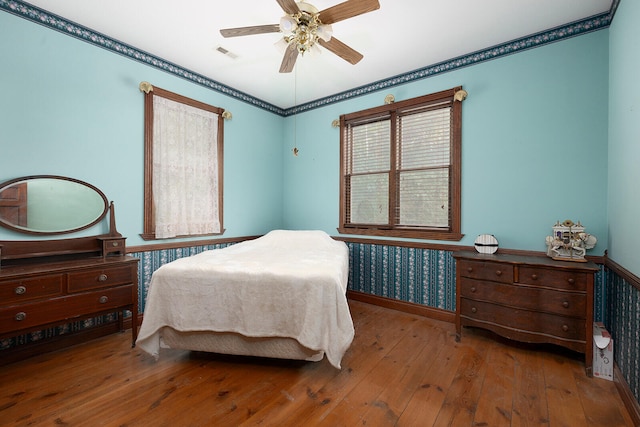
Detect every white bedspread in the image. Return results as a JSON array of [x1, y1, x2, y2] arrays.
[[136, 230, 354, 369]]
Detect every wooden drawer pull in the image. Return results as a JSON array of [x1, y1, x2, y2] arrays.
[[471, 307, 477, 313], [562, 301, 570, 308], [470, 286, 477, 293], [567, 278, 575, 284], [98, 274, 108, 282], [14, 285, 27, 295], [15, 312, 27, 321], [531, 274, 538, 280], [562, 324, 569, 332], [466, 267, 473, 273], [99, 296, 109, 304], [495, 270, 502, 276]]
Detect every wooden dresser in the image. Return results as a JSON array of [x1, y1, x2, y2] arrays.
[[0, 235, 138, 355], [453, 251, 599, 376]]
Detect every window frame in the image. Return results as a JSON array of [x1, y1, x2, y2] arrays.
[[140, 85, 225, 241], [338, 87, 463, 241]]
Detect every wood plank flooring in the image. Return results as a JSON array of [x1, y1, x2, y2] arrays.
[[0, 300, 634, 426]]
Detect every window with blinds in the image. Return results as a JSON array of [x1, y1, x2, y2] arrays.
[[339, 87, 463, 241]]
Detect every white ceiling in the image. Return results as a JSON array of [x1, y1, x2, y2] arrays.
[[22, 0, 612, 109]]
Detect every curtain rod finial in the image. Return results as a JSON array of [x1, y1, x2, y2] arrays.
[[139, 81, 153, 94], [454, 89, 468, 102]]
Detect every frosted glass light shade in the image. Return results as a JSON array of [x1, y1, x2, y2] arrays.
[[279, 16, 297, 34]]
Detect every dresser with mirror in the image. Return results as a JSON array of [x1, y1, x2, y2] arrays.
[[0, 175, 138, 362]]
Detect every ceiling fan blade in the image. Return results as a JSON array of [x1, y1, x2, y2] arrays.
[[220, 24, 280, 38], [317, 37, 363, 65], [318, 0, 380, 25], [276, 0, 301, 15], [279, 43, 299, 73]]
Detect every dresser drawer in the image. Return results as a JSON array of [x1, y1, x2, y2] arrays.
[[459, 298, 586, 342], [0, 285, 134, 335], [457, 260, 513, 284], [459, 278, 586, 318], [0, 275, 64, 304], [67, 265, 134, 293], [518, 266, 587, 291]]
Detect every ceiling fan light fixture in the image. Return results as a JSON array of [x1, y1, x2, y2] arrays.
[[284, 12, 324, 55], [220, 0, 379, 73]]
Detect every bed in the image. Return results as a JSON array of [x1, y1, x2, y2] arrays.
[[135, 230, 354, 369]]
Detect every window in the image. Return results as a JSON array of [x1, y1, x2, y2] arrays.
[[140, 84, 224, 240], [339, 87, 463, 241]]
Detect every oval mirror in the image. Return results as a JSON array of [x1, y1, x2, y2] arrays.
[[0, 175, 109, 235]]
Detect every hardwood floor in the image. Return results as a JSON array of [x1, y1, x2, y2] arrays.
[[0, 300, 634, 426]]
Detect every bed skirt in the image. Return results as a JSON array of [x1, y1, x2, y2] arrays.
[[160, 327, 325, 362]]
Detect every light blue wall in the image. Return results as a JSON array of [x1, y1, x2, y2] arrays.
[[608, 0, 640, 277], [283, 31, 610, 255], [0, 12, 284, 245], [606, 0, 640, 398], [0, 8, 611, 256]]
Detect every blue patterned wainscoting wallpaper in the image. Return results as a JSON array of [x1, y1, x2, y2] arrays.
[[594, 265, 606, 322], [0, 313, 120, 351], [346, 242, 456, 311], [130, 242, 459, 314], [606, 270, 640, 405]]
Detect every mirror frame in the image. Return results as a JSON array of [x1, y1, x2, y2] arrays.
[[0, 175, 109, 235]]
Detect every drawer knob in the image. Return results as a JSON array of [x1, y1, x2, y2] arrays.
[[14, 285, 27, 295], [112, 241, 119, 247], [495, 270, 502, 276], [470, 286, 477, 293], [467, 267, 473, 273], [562, 301, 570, 308], [567, 278, 575, 284], [99, 296, 109, 304], [98, 274, 108, 282], [471, 307, 477, 313], [562, 324, 569, 332], [15, 312, 26, 321], [531, 274, 538, 280]]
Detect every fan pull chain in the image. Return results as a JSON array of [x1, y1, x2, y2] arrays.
[[293, 66, 299, 156]]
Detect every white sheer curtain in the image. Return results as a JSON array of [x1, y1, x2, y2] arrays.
[[152, 96, 220, 238]]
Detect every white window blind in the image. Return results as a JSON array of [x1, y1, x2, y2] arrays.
[[396, 104, 451, 228], [346, 117, 390, 225]]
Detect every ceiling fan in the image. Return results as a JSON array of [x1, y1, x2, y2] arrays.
[[220, 0, 380, 73]]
